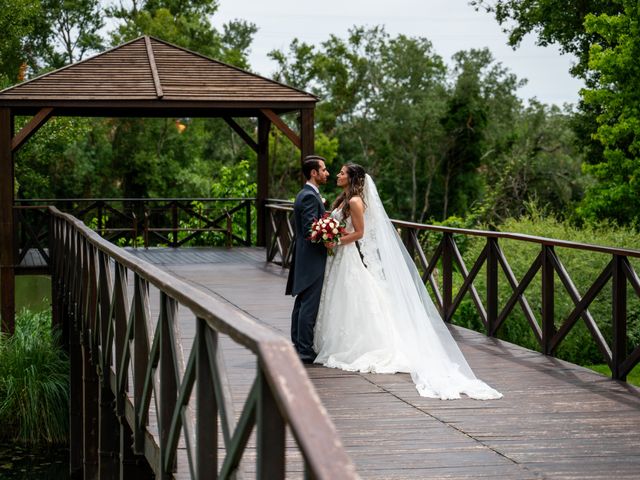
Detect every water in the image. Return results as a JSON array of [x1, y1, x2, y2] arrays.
[[0, 276, 67, 479], [15, 275, 51, 313], [0, 443, 69, 479]]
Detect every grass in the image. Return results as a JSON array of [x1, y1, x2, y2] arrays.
[[585, 364, 640, 387], [0, 309, 69, 445]]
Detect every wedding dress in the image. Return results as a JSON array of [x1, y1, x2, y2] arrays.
[[314, 175, 502, 400]]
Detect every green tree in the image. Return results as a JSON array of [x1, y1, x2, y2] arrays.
[[577, 1, 640, 225], [0, 0, 41, 84], [41, 0, 104, 68]]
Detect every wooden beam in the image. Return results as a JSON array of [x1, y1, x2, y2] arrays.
[[0, 108, 15, 333], [223, 117, 258, 153], [300, 108, 314, 161], [260, 108, 301, 150], [11, 107, 54, 152], [256, 114, 271, 247], [144, 36, 164, 99]]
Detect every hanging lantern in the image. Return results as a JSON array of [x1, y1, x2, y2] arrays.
[[175, 119, 187, 133]]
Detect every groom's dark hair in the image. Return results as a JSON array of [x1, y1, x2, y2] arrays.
[[302, 155, 326, 180]]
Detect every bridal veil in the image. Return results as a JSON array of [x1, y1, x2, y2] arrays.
[[359, 174, 502, 400]]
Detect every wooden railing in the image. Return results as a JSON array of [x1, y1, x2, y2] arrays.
[[265, 202, 640, 381], [50, 206, 358, 479], [15, 198, 254, 269]]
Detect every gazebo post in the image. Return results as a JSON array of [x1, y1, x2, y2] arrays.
[[256, 114, 271, 247], [300, 108, 315, 160], [0, 107, 14, 333]]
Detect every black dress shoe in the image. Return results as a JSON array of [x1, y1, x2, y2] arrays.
[[299, 356, 316, 365]]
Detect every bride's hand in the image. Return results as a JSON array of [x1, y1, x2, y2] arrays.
[[326, 241, 337, 249]]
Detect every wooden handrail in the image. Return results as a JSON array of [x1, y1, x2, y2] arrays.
[[50, 206, 357, 478], [264, 202, 640, 382]]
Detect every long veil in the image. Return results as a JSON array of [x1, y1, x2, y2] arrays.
[[359, 174, 502, 400]]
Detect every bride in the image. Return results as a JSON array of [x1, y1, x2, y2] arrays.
[[313, 163, 502, 400]]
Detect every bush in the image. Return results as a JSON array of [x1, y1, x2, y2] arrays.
[[0, 310, 69, 445]]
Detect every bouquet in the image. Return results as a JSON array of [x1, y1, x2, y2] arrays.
[[309, 212, 347, 256]]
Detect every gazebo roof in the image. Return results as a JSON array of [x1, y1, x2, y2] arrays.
[[0, 36, 317, 117]]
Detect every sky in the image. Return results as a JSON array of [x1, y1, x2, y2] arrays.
[[213, 0, 584, 106]]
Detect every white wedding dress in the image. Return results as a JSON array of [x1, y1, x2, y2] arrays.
[[314, 175, 502, 400]]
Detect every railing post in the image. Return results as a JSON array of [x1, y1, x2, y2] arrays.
[[0, 107, 15, 334], [159, 293, 177, 478], [257, 367, 285, 478], [171, 201, 178, 248], [70, 323, 84, 477], [442, 233, 453, 322], [612, 254, 627, 380], [82, 326, 99, 479], [97, 201, 103, 236], [246, 199, 252, 246], [486, 237, 499, 337], [197, 319, 218, 478], [133, 275, 150, 453], [541, 245, 555, 355], [402, 228, 415, 259]]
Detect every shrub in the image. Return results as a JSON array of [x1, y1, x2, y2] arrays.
[[0, 310, 69, 445]]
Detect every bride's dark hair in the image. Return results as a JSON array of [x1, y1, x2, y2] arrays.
[[332, 163, 367, 219]]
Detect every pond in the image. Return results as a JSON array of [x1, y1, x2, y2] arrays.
[[15, 275, 51, 313], [0, 443, 69, 479], [1, 275, 68, 478]]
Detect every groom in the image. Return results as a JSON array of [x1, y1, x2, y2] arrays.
[[286, 156, 330, 364]]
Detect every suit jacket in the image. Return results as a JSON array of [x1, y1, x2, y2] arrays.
[[285, 184, 327, 296]]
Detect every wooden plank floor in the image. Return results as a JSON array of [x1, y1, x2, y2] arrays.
[[127, 247, 640, 480]]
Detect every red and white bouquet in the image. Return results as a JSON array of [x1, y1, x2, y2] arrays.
[[309, 212, 347, 256]]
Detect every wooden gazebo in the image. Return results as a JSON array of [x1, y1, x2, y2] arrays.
[[0, 35, 317, 331]]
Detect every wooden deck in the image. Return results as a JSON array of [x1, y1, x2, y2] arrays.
[[127, 247, 640, 480]]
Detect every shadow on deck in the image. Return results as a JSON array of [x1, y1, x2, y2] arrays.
[[124, 246, 640, 480]]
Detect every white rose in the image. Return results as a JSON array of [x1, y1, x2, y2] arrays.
[[322, 233, 328, 240], [332, 228, 338, 234]]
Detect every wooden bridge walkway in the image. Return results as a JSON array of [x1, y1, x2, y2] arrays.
[[127, 247, 640, 480]]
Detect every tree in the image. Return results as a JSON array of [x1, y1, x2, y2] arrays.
[[470, 0, 622, 81], [0, 0, 41, 84], [577, 0, 640, 225], [42, 0, 104, 68], [107, 0, 256, 68]]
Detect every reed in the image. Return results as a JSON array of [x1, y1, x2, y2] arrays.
[[0, 309, 69, 445]]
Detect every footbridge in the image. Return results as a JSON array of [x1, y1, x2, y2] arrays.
[[16, 200, 640, 478]]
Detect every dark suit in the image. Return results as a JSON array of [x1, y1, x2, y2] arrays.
[[286, 184, 327, 361]]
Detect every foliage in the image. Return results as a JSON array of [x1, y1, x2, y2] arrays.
[[0, 0, 41, 84], [472, 0, 640, 227], [448, 208, 640, 366], [476, 101, 586, 224], [0, 310, 69, 445], [270, 27, 580, 223], [470, 0, 622, 81], [577, 1, 640, 226], [179, 160, 258, 246]]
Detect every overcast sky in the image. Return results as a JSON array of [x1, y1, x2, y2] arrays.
[[213, 0, 583, 106]]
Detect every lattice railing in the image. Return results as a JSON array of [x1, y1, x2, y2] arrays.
[[16, 197, 253, 257], [50, 206, 358, 479], [265, 202, 640, 381]]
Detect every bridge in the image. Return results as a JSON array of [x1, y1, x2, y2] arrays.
[[2, 35, 640, 479], [25, 200, 640, 479]]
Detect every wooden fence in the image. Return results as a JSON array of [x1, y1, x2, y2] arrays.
[[265, 202, 640, 381], [50, 206, 358, 479]]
